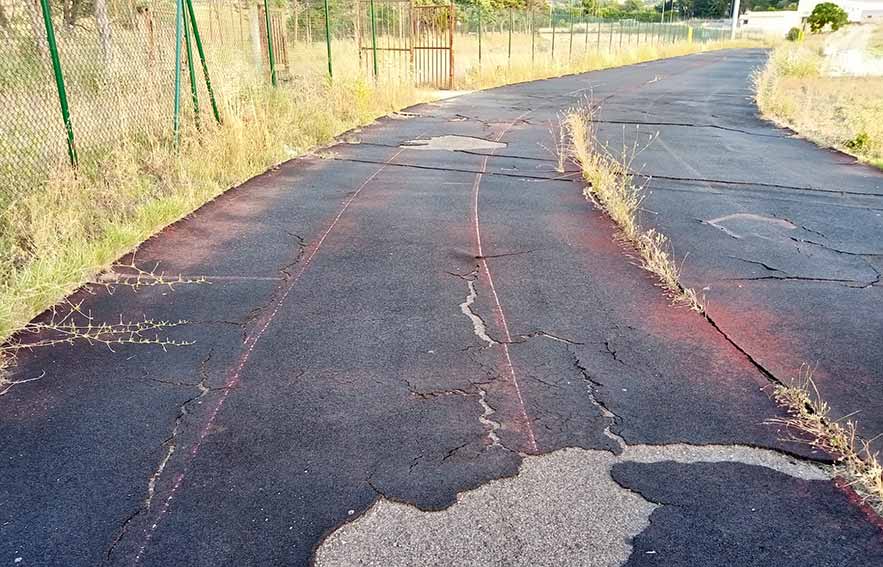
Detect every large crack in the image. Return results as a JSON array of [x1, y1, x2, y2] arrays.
[[571, 350, 628, 454], [104, 348, 219, 562], [453, 268, 500, 348], [635, 171, 883, 198], [326, 156, 575, 183], [589, 118, 788, 138]]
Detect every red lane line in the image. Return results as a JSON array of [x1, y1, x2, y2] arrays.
[[132, 149, 405, 565], [471, 112, 539, 454]]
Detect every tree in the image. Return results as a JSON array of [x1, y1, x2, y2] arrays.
[[807, 2, 848, 32]]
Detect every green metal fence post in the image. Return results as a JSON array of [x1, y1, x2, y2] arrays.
[[530, 7, 535, 64], [508, 8, 513, 65], [324, 0, 333, 78], [597, 17, 601, 52], [618, 19, 622, 49], [173, 0, 183, 147], [477, 5, 482, 68], [550, 6, 555, 60], [568, 0, 574, 60], [185, 0, 220, 124], [39, 0, 77, 166], [263, 0, 277, 86], [369, 0, 379, 79], [184, 5, 200, 130]]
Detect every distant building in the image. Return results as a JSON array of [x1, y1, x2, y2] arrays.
[[741, 1, 883, 36], [741, 10, 802, 35], [797, 0, 883, 21]]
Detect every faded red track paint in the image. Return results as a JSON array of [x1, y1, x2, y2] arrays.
[[471, 112, 539, 454], [131, 149, 405, 565]]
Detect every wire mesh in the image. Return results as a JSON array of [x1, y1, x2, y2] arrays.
[[0, 0, 747, 202]]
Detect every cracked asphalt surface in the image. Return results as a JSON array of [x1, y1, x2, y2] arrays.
[[1, 49, 882, 566]]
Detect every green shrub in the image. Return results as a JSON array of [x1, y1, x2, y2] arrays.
[[786, 27, 802, 41], [807, 2, 849, 33], [846, 131, 871, 152]]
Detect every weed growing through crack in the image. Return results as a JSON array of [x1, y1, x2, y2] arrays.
[[770, 366, 883, 514], [563, 102, 703, 311], [0, 262, 200, 396]]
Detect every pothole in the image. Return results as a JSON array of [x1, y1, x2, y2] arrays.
[[314, 445, 827, 566], [401, 135, 507, 152]]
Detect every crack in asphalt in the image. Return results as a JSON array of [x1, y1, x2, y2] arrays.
[[572, 350, 627, 454], [725, 275, 876, 286], [637, 171, 883, 198], [452, 268, 501, 348], [791, 237, 883, 257], [589, 118, 788, 138], [727, 256, 787, 274], [510, 331, 584, 346], [477, 387, 504, 449], [327, 156, 576, 183], [475, 249, 539, 260], [647, 184, 883, 212], [105, 348, 216, 562]]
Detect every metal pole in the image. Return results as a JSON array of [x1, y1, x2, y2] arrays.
[[618, 19, 622, 49], [263, 0, 277, 86], [477, 5, 482, 68], [369, 0, 378, 78], [597, 17, 601, 52], [184, 4, 200, 130], [585, 13, 589, 53], [38, 0, 77, 166], [531, 6, 535, 64], [185, 0, 220, 124], [568, 0, 574, 60], [730, 0, 740, 40], [448, 0, 454, 89], [173, 0, 183, 146], [508, 8, 513, 64], [659, 1, 665, 45], [550, 5, 555, 60], [324, 0, 333, 77]]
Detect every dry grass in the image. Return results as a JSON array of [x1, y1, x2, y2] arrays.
[[0, 47, 420, 344], [755, 33, 883, 169], [770, 366, 883, 514], [0, 20, 755, 365], [564, 104, 703, 311], [567, 102, 883, 516], [459, 29, 758, 90]]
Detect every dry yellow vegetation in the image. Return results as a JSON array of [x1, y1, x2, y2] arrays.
[[755, 29, 883, 168], [0, 32, 751, 348], [564, 105, 703, 311]]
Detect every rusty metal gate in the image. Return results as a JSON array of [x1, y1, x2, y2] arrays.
[[356, 0, 454, 89], [412, 3, 454, 89], [356, 0, 412, 83], [257, 5, 290, 81]]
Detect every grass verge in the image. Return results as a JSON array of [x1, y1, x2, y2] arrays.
[[771, 368, 883, 515], [565, 104, 883, 517], [754, 33, 883, 169], [0, 37, 753, 360], [564, 104, 703, 311]]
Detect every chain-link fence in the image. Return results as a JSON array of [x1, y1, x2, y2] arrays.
[[0, 0, 762, 203]]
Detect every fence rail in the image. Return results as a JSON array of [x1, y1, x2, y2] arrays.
[[0, 0, 763, 202]]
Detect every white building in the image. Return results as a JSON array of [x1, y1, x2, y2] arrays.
[[797, 0, 883, 21], [740, 10, 802, 35]]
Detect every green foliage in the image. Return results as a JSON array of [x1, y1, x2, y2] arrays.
[[750, 0, 798, 10], [846, 131, 870, 152], [807, 2, 848, 33], [786, 26, 801, 41], [657, 0, 732, 19]]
